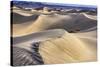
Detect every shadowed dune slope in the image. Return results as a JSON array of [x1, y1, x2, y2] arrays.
[[12, 12, 39, 24]]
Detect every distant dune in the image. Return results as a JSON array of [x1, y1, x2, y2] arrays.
[[12, 11, 97, 36], [82, 13, 97, 20]]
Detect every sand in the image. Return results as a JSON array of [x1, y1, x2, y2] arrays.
[[12, 10, 97, 37], [12, 7, 97, 65]]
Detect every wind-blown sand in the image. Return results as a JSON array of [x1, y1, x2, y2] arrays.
[[12, 7, 97, 65]]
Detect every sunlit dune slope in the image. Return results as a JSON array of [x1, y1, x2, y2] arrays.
[[39, 30, 96, 64]]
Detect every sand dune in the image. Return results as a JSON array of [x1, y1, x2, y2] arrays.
[[12, 12, 97, 37], [12, 29, 96, 64], [82, 13, 97, 20], [39, 31, 96, 64], [12, 8, 97, 65], [13, 8, 56, 16], [12, 12, 39, 24], [13, 29, 65, 44], [12, 8, 34, 16], [72, 30, 97, 54], [79, 26, 97, 32]]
